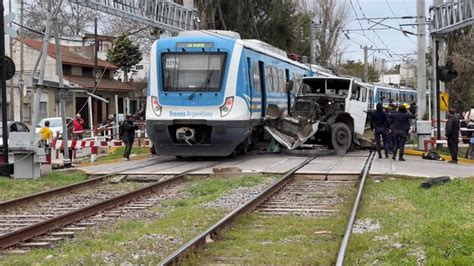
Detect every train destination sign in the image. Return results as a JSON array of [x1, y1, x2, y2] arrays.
[[176, 42, 214, 48]]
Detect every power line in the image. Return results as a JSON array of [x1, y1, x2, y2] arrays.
[[348, 0, 384, 54], [385, 0, 403, 30]]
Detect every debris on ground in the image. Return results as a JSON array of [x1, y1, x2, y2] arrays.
[[420, 176, 451, 189]]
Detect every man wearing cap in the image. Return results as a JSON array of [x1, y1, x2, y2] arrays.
[[121, 115, 139, 161]]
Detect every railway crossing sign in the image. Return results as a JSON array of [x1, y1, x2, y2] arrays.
[[440, 92, 449, 112]]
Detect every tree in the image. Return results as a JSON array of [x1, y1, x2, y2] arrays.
[[106, 34, 143, 82], [299, 0, 350, 66], [101, 15, 158, 53], [446, 31, 474, 112], [340, 60, 379, 82], [194, 0, 311, 56], [23, 0, 97, 38]]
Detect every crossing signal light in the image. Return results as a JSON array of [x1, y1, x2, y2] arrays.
[[437, 60, 458, 82]]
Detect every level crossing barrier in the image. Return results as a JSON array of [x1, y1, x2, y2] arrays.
[[51, 122, 151, 163]]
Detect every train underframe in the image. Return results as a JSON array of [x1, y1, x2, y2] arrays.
[[146, 119, 259, 157]]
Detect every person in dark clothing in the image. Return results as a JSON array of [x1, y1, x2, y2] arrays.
[[409, 101, 417, 115], [371, 103, 391, 159], [386, 104, 398, 153], [389, 105, 416, 161], [121, 115, 139, 161], [445, 108, 460, 163]]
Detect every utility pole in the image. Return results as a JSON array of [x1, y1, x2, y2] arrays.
[[19, 0, 24, 122], [361, 46, 387, 82], [90, 17, 98, 138], [1, 3, 10, 171], [363, 46, 368, 82], [381, 59, 386, 84], [8, 0, 13, 121], [433, 0, 444, 148], [54, 17, 71, 167], [416, 0, 427, 120], [310, 20, 317, 65]]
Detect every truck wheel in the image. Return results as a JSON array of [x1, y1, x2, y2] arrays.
[[331, 122, 352, 155]]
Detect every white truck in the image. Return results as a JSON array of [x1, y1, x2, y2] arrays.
[[265, 77, 370, 155]]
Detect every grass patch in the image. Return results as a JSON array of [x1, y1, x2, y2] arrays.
[[1, 175, 271, 264], [97, 147, 150, 162], [185, 212, 352, 265], [184, 181, 357, 265], [1, 207, 225, 265], [0, 171, 87, 201], [346, 178, 474, 265]]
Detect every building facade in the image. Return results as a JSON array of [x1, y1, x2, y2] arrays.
[[9, 38, 140, 129]]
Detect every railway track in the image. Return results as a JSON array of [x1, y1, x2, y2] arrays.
[[160, 152, 375, 265], [0, 156, 175, 210], [0, 160, 220, 251]]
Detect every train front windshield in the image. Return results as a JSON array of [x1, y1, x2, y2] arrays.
[[162, 53, 226, 92]]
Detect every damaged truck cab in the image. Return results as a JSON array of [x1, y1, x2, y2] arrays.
[[265, 77, 369, 155]]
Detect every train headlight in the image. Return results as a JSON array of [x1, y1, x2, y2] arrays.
[[220, 96, 234, 117], [151, 96, 162, 116]]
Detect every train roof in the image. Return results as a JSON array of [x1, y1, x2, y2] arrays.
[[176, 30, 311, 71]]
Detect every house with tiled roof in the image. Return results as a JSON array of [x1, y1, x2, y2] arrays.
[[10, 38, 142, 128]]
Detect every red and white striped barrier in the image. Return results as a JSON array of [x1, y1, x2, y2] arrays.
[[50, 139, 123, 150]]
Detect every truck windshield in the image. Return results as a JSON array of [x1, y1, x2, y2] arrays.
[[162, 53, 226, 92], [300, 78, 351, 97]]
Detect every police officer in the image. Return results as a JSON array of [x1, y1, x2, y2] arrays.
[[386, 103, 398, 153], [371, 103, 390, 159], [389, 105, 416, 161], [445, 108, 460, 163]]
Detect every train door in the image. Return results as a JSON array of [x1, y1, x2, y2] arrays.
[[247, 58, 257, 120], [285, 69, 291, 113], [258, 61, 266, 117], [368, 88, 374, 110], [347, 82, 369, 135]]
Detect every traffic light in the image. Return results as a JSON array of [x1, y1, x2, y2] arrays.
[[437, 60, 458, 82]]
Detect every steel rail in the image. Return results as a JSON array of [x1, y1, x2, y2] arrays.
[[0, 156, 175, 210], [336, 151, 375, 266], [160, 156, 316, 266], [0, 161, 220, 249]]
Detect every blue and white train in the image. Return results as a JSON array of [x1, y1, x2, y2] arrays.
[[363, 84, 419, 110], [146, 30, 321, 156]]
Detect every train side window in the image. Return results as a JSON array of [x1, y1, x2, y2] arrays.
[[360, 86, 367, 102], [368, 89, 374, 109], [266, 66, 274, 92], [274, 68, 279, 92], [252, 61, 261, 92], [279, 69, 285, 92], [246, 57, 252, 90], [350, 85, 360, 100]]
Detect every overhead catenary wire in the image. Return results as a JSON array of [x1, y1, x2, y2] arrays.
[[348, 0, 384, 52]]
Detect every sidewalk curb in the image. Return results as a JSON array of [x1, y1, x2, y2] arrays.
[[405, 149, 474, 164]]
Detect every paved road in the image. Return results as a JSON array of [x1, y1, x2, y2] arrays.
[[370, 155, 474, 178], [75, 151, 473, 179]]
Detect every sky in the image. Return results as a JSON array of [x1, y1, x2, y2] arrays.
[[342, 0, 432, 67], [4, 0, 433, 68]]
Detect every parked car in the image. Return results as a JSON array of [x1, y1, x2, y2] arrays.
[[35, 117, 73, 138], [0, 121, 31, 146], [0, 121, 31, 135]]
